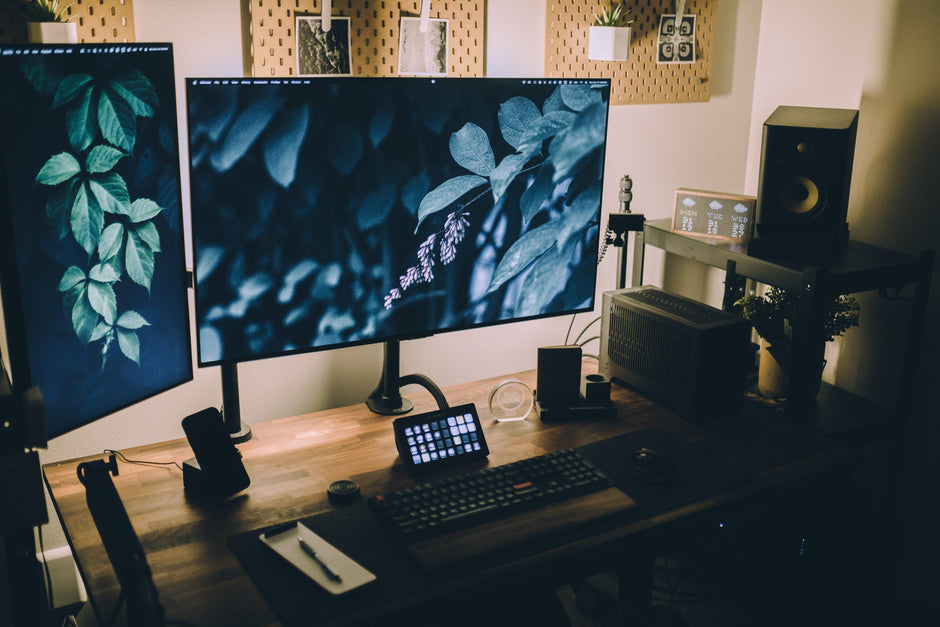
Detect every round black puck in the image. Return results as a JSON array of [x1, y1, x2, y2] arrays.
[[327, 479, 360, 504]]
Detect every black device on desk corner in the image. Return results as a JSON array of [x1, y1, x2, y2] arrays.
[[534, 345, 616, 422], [181, 407, 250, 499]]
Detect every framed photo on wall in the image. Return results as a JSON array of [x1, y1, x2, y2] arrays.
[[398, 17, 449, 76], [296, 16, 353, 76]]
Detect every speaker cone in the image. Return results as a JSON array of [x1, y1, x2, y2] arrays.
[[779, 176, 821, 215]]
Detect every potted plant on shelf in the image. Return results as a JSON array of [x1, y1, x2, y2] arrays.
[[21, 0, 77, 44], [733, 287, 860, 399], [589, 2, 633, 62]]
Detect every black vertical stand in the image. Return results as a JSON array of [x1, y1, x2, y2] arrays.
[[220, 361, 252, 443], [1, 364, 48, 627], [366, 340, 449, 415]]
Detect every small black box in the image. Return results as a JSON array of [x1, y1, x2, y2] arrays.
[[536, 345, 582, 403]]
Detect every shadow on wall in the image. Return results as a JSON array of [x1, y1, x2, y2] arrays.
[[841, 0, 940, 617]]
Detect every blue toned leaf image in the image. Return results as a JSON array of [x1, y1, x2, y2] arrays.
[[517, 110, 576, 152], [109, 70, 158, 118], [520, 163, 555, 225], [370, 97, 394, 147], [98, 88, 137, 152], [489, 151, 532, 204], [46, 179, 78, 241], [542, 87, 566, 114], [64, 86, 96, 151], [486, 219, 562, 294], [515, 243, 566, 317], [57, 266, 86, 293], [263, 102, 310, 188], [401, 171, 431, 216], [326, 122, 364, 175], [449, 123, 495, 176], [416, 174, 487, 231], [97, 223, 125, 261], [70, 184, 104, 255], [497, 97, 541, 150], [550, 102, 607, 183], [238, 273, 273, 301], [559, 83, 603, 112], [125, 230, 155, 292], [117, 310, 149, 330], [86, 145, 126, 173], [51, 73, 94, 110], [89, 261, 121, 283], [555, 186, 601, 252], [131, 221, 161, 253], [88, 172, 130, 215], [358, 182, 398, 231], [210, 96, 280, 172], [278, 259, 319, 304], [117, 328, 140, 365], [36, 152, 81, 185], [196, 246, 225, 281], [87, 280, 117, 325], [71, 288, 99, 344], [125, 198, 162, 223]]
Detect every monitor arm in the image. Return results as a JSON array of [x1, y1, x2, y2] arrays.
[[366, 340, 449, 415]]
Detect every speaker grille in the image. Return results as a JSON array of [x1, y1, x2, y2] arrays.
[[607, 301, 689, 399], [617, 287, 729, 326]]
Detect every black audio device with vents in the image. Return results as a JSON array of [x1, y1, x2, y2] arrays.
[[599, 286, 750, 423]]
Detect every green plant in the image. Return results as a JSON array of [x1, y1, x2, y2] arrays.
[[21, 0, 74, 22], [592, 2, 633, 27], [733, 286, 860, 367], [27, 62, 165, 368]]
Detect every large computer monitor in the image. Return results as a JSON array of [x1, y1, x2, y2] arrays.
[[186, 76, 610, 412], [0, 44, 192, 438]]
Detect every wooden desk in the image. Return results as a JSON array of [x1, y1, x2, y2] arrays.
[[43, 365, 854, 626]]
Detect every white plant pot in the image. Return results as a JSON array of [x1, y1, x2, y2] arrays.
[[27, 21, 78, 44], [588, 26, 631, 61]]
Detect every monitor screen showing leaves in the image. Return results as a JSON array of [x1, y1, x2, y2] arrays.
[[186, 77, 611, 365], [0, 44, 192, 438]]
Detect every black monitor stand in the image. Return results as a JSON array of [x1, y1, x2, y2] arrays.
[[220, 361, 252, 443], [366, 340, 449, 415]]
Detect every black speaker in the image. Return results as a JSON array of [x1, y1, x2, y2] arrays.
[[748, 106, 859, 263]]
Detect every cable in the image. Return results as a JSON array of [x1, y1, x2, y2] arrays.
[[573, 316, 601, 345], [564, 314, 577, 345], [105, 449, 184, 472], [578, 336, 600, 348], [37, 522, 54, 610]]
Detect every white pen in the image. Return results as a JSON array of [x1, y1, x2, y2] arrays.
[[298, 538, 343, 582]]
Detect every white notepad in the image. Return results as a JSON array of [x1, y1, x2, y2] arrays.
[[259, 521, 376, 595]]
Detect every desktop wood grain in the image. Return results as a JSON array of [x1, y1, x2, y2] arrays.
[[43, 363, 851, 627]]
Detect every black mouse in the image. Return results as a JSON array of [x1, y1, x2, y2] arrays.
[[631, 448, 679, 484]]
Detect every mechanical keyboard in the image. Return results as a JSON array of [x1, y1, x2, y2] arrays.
[[369, 448, 637, 569]]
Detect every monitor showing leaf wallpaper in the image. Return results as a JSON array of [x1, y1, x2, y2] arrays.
[[0, 45, 192, 438], [187, 77, 610, 365]]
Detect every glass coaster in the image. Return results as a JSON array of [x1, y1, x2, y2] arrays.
[[488, 379, 534, 422]]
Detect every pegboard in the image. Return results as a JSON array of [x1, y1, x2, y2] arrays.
[[546, 0, 716, 104], [249, 1, 484, 77], [0, 0, 136, 43]]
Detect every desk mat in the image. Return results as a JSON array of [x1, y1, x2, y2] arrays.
[[228, 427, 752, 626]]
